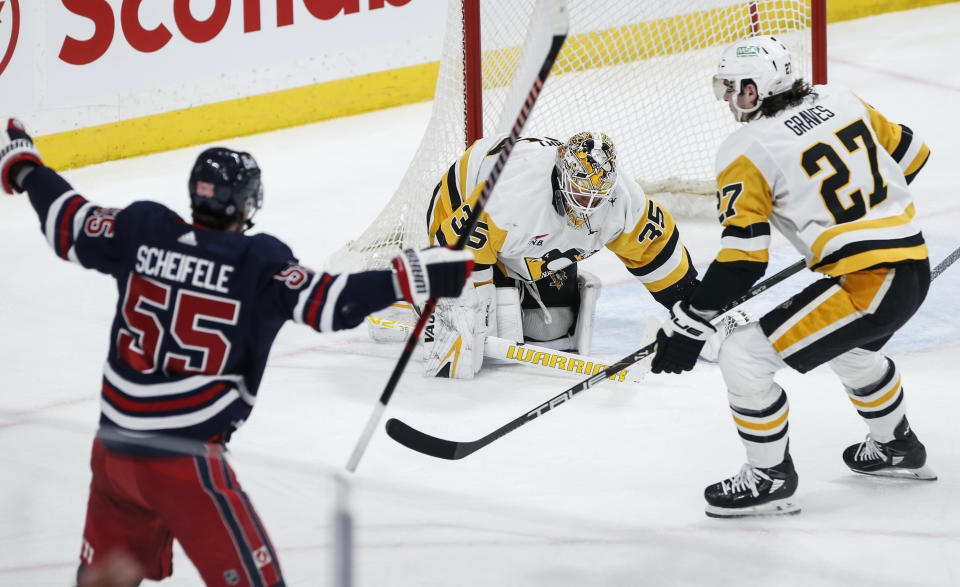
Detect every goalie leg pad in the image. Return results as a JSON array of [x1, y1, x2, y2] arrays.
[[521, 306, 576, 350], [573, 269, 601, 355], [367, 302, 418, 343], [422, 271, 495, 379], [495, 286, 523, 343]]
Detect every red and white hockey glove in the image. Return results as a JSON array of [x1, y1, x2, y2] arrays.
[[392, 247, 475, 305], [0, 118, 42, 195], [650, 301, 717, 374]]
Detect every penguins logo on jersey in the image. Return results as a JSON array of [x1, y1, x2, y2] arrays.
[[524, 248, 586, 281]]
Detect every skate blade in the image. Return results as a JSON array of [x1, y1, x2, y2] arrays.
[[851, 464, 937, 481], [705, 498, 801, 518]]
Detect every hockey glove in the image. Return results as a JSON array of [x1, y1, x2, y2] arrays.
[[0, 118, 42, 195], [650, 301, 717, 374], [392, 246, 474, 305]]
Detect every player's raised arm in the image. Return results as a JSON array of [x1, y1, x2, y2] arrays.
[[1, 118, 132, 273], [281, 247, 474, 334]]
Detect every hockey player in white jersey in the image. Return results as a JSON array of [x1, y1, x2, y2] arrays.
[[650, 36, 934, 517], [423, 131, 701, 379]]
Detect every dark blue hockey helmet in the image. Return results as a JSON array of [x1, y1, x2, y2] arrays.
[[188, 147, 263, 229]]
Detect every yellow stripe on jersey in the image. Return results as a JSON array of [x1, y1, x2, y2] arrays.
[[643, 251, 694, 293], [717, 248, 769, 264], [433, 181, 508, 266], [905, 143, 931, 177], [859, 97, 902, 156], [810, 203, 917, 265], [610, 198, 679, 268], [606, 197, 692, 292], [712, 155, 774, 270], [815, 244, 928, 276], [859, 96, 931, 175], [716, 155, 773, 229], [428, 140, 481, 240]]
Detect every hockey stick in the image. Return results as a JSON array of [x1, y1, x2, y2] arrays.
[[931, 243, 960, 280], [385, 258, 807, 460], [344, 0, 569, 472], [365, 315, 657, 385]]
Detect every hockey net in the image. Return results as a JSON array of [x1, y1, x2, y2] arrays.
[[330, 0, 823, 271]]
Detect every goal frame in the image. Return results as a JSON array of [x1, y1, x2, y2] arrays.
[[461, 0, 828, 148]]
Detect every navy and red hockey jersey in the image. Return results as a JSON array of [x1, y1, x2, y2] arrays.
[[23, 166, 397, 453]]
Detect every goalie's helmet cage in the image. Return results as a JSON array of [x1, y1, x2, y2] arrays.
[[553, 131, 618, 229], [714, 35, 797, 118], [189, 147, 264, 225]]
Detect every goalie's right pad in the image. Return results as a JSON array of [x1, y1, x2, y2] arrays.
[[422, 268, 496, 379]]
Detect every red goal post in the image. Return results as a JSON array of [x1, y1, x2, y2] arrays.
[[329, 0, 827, 272]]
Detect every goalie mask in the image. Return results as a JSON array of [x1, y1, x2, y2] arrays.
[[713, 36, 796, 121], [189, 147, 263, 231], [553, 131, 618, 229]]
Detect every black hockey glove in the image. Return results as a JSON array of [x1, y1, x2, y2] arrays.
[[0, 118, 42, 195], [650, 301, 717, 374], [392, 246, 475, 305]]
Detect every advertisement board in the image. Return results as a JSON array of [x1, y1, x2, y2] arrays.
[[0, 1, 445, 167]]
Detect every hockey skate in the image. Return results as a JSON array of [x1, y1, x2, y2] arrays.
[[704, 452, 800, 518], [843, 417, 937, 480]]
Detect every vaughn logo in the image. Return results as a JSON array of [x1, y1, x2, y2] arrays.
[[0, 0, 20, 79], [528, 233, 548, 246]]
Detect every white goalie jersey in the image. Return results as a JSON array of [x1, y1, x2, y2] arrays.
[[427, 135, 696, 302], [418, 134, 699, 379]]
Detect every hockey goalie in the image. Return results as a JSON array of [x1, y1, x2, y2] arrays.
[[411, 131, 710, 378]]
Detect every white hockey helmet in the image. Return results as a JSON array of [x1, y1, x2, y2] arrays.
[[554, 131, 618, 229], [712, 36, 796, 120]]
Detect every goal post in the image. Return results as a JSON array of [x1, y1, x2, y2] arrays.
[[329, 0, 827, 272]]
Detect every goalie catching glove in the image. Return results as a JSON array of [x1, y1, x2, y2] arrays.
[[391, 247, 474, 305], [0, 118, 42, 195], [651, 301, 717, 374]]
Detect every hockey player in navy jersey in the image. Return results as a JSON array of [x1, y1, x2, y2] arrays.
[[649, 36, 934, 518], [0, 119, 474, 586]]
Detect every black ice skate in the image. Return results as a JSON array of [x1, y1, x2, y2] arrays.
[[704, 452, 800, 518], [843, 417, 937, 480]]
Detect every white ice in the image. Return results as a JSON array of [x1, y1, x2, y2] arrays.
[[2, 5, 960, 586]]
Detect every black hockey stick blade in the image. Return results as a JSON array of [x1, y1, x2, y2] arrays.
[[385, 419, 465, 460], [386, 340, 660, 459], [386, 259, 806, 460]]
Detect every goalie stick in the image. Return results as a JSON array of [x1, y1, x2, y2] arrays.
[[386, 246, 960, 461], [384, 259, 807, 460], [366, 314, 659, 385], [344, 0, 570, 472]]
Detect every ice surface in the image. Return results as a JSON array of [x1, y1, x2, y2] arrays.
[[1, 5, 959, 586]]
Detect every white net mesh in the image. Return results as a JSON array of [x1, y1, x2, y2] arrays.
[[330, 0, 813, 271]]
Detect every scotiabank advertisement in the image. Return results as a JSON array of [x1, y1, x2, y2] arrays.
[[0, 0, 445, 135]]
